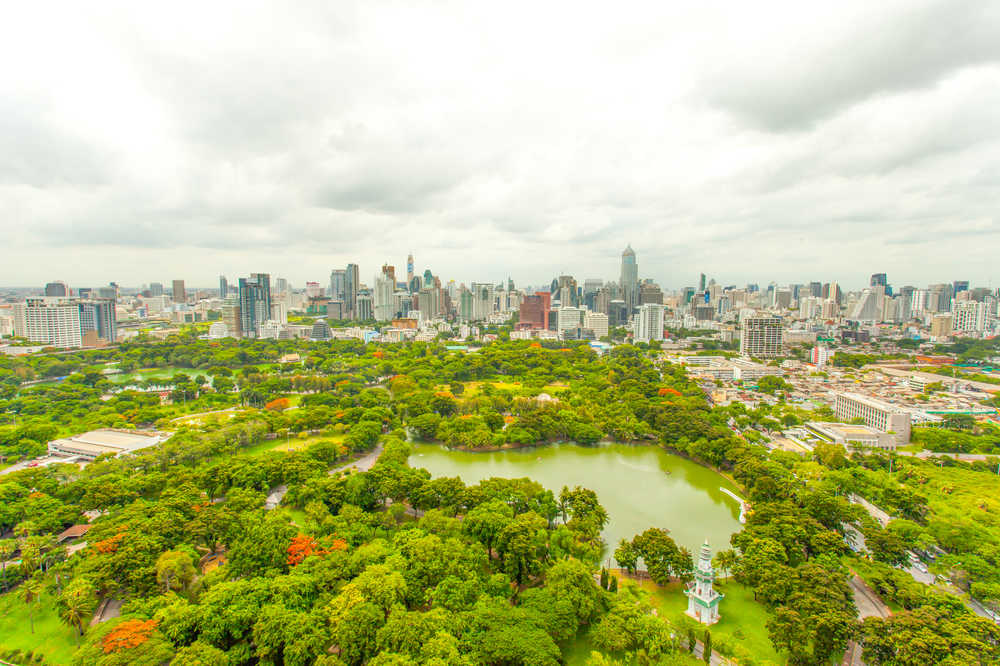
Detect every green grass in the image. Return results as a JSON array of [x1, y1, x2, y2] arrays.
[[242, 433, 346, 456], [0, 578, 79, 665], [627, 576, 784, 666]]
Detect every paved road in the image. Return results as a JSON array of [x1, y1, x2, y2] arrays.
[[841, 640, 865, 666], [849, 494, 892, 528], [169, 407, 242, 423], [329, 442, 384, 476], [897, 450, 999, 462], [849, 575, 891, 620]]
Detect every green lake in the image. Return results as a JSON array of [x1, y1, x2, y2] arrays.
[[408, 441, 742, 563]]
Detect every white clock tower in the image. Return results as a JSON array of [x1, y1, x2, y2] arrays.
[[685, 540, 723, 625]]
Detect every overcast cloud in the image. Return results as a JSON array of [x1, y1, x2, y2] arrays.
[[1, 0, 999, 290]]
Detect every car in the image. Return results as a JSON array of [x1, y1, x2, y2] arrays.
[[26, 461, 39, 467]]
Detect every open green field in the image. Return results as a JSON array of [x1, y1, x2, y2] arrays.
[[242, 433, 346, 456], [0, 577, 78, 665], [438, 380, 571, 398], [106, 365, 210, 384], [627, 576, 783, 666]]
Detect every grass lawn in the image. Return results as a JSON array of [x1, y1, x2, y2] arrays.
[[242, 433, 346, 456], [449, 380, 573, 398], [620, 574, 784, 666], [0, 579, 78, 665]]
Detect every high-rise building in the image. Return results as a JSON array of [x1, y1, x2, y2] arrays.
[[346, 264, 360, 319], [172, 280, 186, 303], [238, 273, 271, 338], [150, 282, 164, 297], [44, 281, 69, 297], [930, 313, 953, 339], [740, 315, 782, 358], [633, 303, 665, 343], [699, 273, 706, 292], [356, 293, 373, 320], [810, 345, 833, 368], [275, 277, 288, 294], [21, 297, 83, 348], [458, 286, 474, 320], [518, 292, 551, 329], [953, 301, 988, 333], [953, 280, 969, 295], [78, 299, 117, 344], [808, 281, 823, 298], [639, 282, 664, 305], [222, 300, 242, 337], [407, 253, 414, 287], [329, 269, 347, 302], [620, 245, 639, 313], [471, 283, 494, 321], [556, 306, 584, 334], [374, 268, 396, 321], [870, 273, 888, 288], [219, 276, 228, 298], [584, 311, 609, 338]]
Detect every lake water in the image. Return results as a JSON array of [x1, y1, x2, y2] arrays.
[[408, 441, 742, 563]]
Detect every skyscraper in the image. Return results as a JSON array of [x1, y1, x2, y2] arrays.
[[633, 303, 665, 343], [172, 280, 186, 303], [219, 275, 228, 298], [238, 273, 271, 338], [345, 264, 360, 319], [374, 268, 396, 321], [620, 245, 638, 314], [699, 273, 706, 292], [44, 281, 69, 297], [78, 299, 117, 343], [150, 282, 164, 297], [407, 253, 414, 287], [870, 273, 888, 288], [329, 269, 347, 302]]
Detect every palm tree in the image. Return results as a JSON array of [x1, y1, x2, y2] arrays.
[[58, 577, 97, 643], [19, 576, 43, 634], [0, 539, 15, 592]]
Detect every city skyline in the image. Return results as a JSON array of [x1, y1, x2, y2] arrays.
[[3, 2, 1000, 287]]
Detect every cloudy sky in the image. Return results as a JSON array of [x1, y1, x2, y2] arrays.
[[2, 1, 999, 291]]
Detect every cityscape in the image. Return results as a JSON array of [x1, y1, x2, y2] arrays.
[[2, 2, 1000, 665]]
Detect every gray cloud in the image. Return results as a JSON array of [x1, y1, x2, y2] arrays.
[[706, 0, 1000, 132], [1, 1, 999, 290]]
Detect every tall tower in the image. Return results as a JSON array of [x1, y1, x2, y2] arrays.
[[237, 273, 272, 338], [620, 245, 638, 314], [407, 253, 414, 287], [346, 263, 360, 319], [685, 540, 723, 625]]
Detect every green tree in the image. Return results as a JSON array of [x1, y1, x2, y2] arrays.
[[18, 575, 43, 634], [155, 550, 197, 593], [59, 576, 98, 640]]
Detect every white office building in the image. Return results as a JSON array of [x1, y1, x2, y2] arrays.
[[584, 312, 609, 338], [634, 304, 665, 343], [20, 297, 83, 348], [834, 392, 911, 447], [952, 301, 988, 333], [557, 306, 584, 333]]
